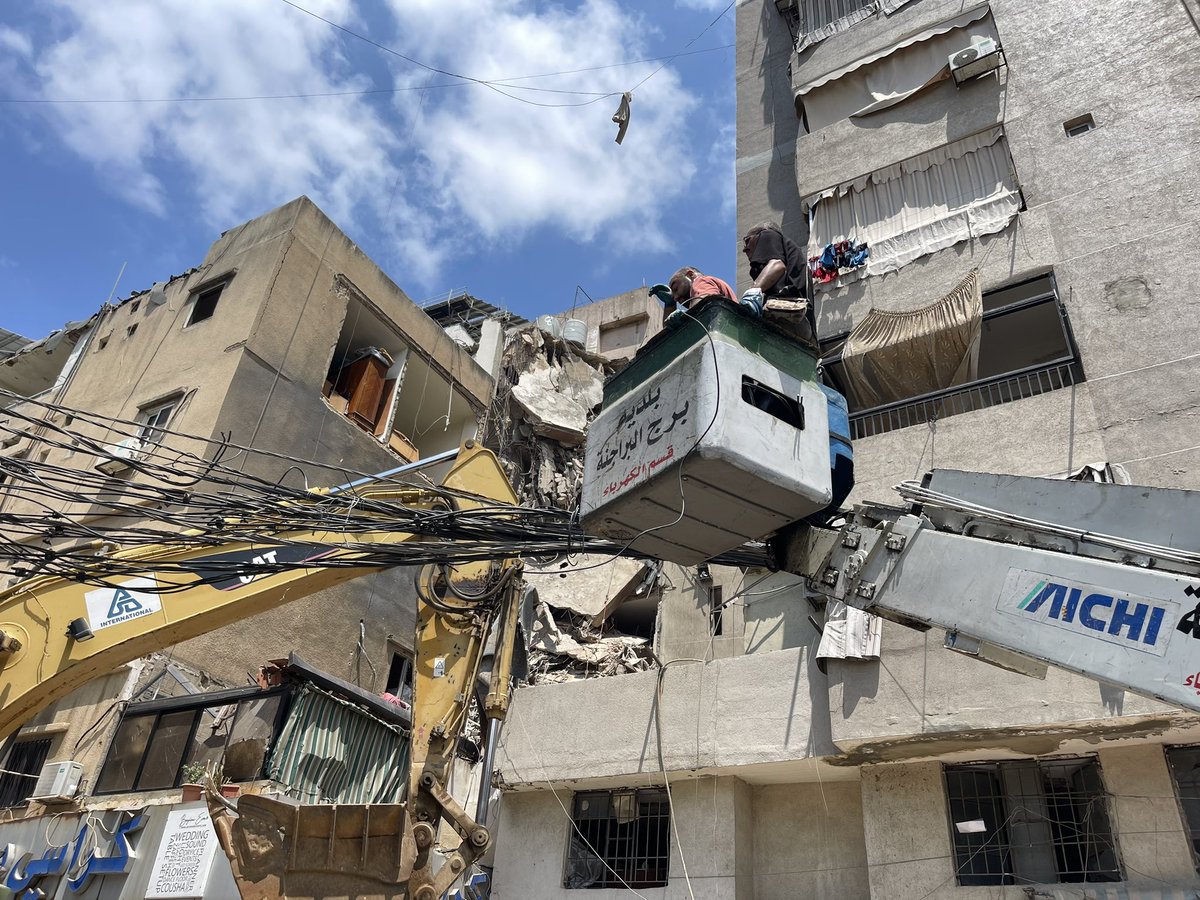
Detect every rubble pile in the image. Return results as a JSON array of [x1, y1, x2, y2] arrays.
[[524, 598, 655, 684], [484, 327, 611, 510]]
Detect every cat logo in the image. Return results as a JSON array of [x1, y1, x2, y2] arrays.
[[84, 578, 162, 631]]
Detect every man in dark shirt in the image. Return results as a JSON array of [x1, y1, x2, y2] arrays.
[[740, 222, 814, 338]]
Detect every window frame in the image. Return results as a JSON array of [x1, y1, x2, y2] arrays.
[[1165, 744, 1200, 871], [0, 736, 52, 807], [93, 685, 289, 795], [135, 398, 179, 448], [184, 274, 232, 328], [820, 272, 1084, 438], [564, 787, 672, 889], [942, 756, 1122, 886]]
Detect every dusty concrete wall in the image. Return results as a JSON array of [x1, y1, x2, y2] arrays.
[[497, 643, 834, 786], [860, 751, 1200, 898], [735, 1, 808, 295], [490, 776, 752, 900], [658, 564, 747, 663], [752, 780, 869, 898], [553, 288, 664, 364], [1098, 744, 1199, 887]]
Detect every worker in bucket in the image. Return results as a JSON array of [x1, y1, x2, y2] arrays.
[[648, 266, 735, 323], [740, 223, 811, 333]]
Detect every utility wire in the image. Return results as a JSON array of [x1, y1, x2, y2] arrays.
[[0, 46, 731, 106]]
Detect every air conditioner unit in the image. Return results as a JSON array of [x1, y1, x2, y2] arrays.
[[949, 37, 1002, 84], [29, 761, 83, 802], [95, 437, 143, 476]]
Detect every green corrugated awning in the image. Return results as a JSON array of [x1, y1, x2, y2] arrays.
[[267, 684, 410, 804]]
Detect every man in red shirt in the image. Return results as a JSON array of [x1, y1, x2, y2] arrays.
[[649, 266, 735, 320]]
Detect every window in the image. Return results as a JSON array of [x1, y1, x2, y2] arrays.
[[126, 324, 138, 339], [1064, 114, 1096, 137], [807, 129, 1020, 284], [1166, 745, 1200, 866], [186, 283, 224, 326], [136, 399, 177, 448], [789, 0, 917, 50], [94, 688, 286, 794], [130, 300, 141, 314], [0, 737, 51, 807], [710, 585, 724, 636], [384, 649, 414, 703], [822, 273, 1083, 438], [944, 758, 1121, 886], [565, 789, 670, 889]]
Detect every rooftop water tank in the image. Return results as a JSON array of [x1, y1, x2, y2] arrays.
[[581, 299, 834, 565], [562, 318, 588, 348]]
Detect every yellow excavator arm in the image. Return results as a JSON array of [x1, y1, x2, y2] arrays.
[[0, 440, 524, 900]]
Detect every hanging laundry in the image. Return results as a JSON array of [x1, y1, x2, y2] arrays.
[[818, 243, 837, 269], [849, 242, 870, 268], [612, 92, 632, 144]]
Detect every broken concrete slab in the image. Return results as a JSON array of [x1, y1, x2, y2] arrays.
[[524, 554, 645, 619]]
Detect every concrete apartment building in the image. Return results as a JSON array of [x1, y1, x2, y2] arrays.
[[0, 198, 495, 827], [490, 1, 1200, 897]]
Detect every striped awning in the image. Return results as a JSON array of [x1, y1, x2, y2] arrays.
[[267, 684, 410, 804]]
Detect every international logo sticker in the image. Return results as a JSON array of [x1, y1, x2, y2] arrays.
[[84, 577, 162, 631]]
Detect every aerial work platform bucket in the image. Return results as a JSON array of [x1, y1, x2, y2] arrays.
[[581, 298, 849, 565]]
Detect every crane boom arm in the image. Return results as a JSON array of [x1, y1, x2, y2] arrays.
[[783, 470, 1200, 712]]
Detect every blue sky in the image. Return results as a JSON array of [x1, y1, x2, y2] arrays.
[[0, 0, 736, 340]]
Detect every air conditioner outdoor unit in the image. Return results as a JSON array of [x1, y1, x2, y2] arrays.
[[29, 761, 83, 802], [95, 437, 143, 476], [949, 37, 1002, 84]]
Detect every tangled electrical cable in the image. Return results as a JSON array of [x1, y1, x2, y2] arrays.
[[0, 389, 765, 591]]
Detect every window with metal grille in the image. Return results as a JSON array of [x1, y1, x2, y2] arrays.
[[0, 737, 51, 807], [944, 758, 1121, 886], [565, 789, 671, 889], [94, 687, 287, 794], [1165, 745, 1200, 867], [820, 273, 1083, 439]]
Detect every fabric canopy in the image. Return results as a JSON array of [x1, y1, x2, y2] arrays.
[[806, 128, 1019, 278], [796, 0, 918, 54], [799, 7, 998, 131], [839, 269, 983, 410], [267, 683, 410, 804]]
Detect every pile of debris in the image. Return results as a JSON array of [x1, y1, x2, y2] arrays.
[[520, 555, 661, 684], [484, 327, 611, 510]]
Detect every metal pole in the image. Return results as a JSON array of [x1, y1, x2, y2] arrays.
[[325, 448, 460, 495], [475, 717, 502, 825]]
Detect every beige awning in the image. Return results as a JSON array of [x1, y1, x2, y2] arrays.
[[839, 270, 983, 410], [796, 4, 995, 130]]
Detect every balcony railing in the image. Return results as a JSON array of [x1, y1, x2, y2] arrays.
[[849, 360, 1079, 440]]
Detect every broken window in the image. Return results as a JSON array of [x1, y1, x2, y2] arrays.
[[565, 789, 670, 889], [384, 648, 414, 704], [325, 293, 478, 461], [186, 282, 225, 326], [944, 757, 1121, 886], [0, 737, 51, 807], [1165, 745, 1200, 868], [94, 687, 286, 793], [822, 273, 1083, 438]]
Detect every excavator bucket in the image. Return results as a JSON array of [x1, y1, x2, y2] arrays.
[[211, 794, 418, 900]]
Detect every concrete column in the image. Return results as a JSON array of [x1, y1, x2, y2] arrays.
[[1097, 744, 1200, 889]]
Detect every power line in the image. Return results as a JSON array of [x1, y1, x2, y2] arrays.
[[0, 45, 732, 106], [631, 1, 736, 93]]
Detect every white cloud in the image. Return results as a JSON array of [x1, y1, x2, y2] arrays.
[[383, 0, 700, 260], [13, 0, 706, 290]]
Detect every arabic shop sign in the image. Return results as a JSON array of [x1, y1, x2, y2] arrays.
[[0, 810, 144, 897]]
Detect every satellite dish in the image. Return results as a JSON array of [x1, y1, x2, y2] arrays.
[[952, 47, 980, 67]]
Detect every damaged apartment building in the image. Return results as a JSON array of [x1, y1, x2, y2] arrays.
[[0, 196, 500, 895], [484, 0, 1200, 898]]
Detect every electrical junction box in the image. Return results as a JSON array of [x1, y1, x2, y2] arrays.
[[581, 299, 832, 565]]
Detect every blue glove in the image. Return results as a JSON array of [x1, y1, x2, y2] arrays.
[[740, 287, 764, 317]]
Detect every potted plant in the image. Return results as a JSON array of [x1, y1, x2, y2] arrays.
[[181, 762, 207, 802]]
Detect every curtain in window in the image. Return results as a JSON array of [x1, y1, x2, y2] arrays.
[[839, 270, 982, 410], [797, 6, 997, 131], [806, 127, 1019, 278], [796, 0, 918, 53], [267, 685, 409, 804]]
